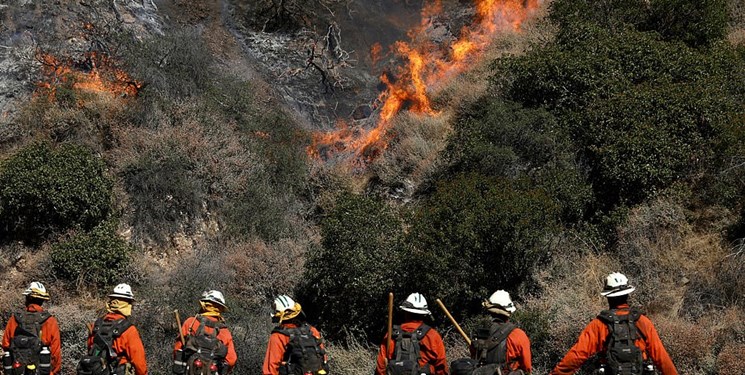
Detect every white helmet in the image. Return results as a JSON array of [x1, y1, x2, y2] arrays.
[[484, 290, 516, 314], [201, 290, 227, 309], [108, 283, 135, 301], [601, 272, 636, 297], [400, 293, 431, 315], [273, 295, 302, 321], [23, 281, 50, 300]]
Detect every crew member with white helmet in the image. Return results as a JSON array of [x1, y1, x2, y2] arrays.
[[375, 293, 448, 375], [262, 295, 328, 375], [2, 282, 62, 375], [550, 273, 678, 375], [470, 290, 532, 374], [173, 290, 237, 373], [85, 283, 147, 375]]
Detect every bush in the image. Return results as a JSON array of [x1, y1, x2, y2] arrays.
[[645, 0, 729, 47], [549, 0, 729, 47], [572, 83, 729, 207], [407, 173, 560, 316], [447, 99, 592, 223], [299, 193, 406, 340], [50, 221, 133, 287], [0, 142, 113, 242], [121, 147, 207, 244]]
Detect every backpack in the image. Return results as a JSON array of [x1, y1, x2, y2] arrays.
[[274, 323, 328, 375], [8, 311, 53, 375], [179, 315, 229, 375], [386, 324, 432, 375], [597, 309, 646, 375], [471, 321, 516, 375], [77, 317, 133, 375]]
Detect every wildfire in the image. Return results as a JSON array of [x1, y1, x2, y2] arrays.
[[36, 51, 142, 102], [309, 0, 540, 162]]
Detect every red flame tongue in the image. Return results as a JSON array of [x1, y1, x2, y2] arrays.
[[309, 0, 541, 162]]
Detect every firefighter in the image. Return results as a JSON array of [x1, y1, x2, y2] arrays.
[[375, 293, 448, 375], [173, 290, 237, 374], [262, 295, 328, 375], [84, 283, 147, 375], [2, 282, 62, 375], [470, 290, 532, 374], [550, 273, 678, 375]]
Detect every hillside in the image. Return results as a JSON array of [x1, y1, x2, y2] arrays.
[[1, 0, 744, 374]]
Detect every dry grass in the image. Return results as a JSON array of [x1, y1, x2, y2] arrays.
[[370, 112, 452, 196], [730, 0, 745, 45]]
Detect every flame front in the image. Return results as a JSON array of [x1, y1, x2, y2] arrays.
[[36, 52, 141, 101], [309, 0, 540, 162]]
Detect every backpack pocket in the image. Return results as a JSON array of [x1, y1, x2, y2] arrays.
[[450, 358, 479, 375], [77, 355, 110, 375], [472, 363, 499, 375]]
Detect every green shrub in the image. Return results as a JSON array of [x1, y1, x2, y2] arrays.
[[572, 82, 730, 207], [549, 0, 729, 47], [50, 221, 132, 286], [299, 193, 406, 340], [645, 0, 729, 47], [0, 142, 113, 242], [447, 99, 592, 223], [407, 173, 560, 316]]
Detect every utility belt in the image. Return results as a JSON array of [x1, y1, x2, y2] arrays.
[[595, 362, 656, 375], [172, 348, 225, 375], [3, 347, 52, 375]]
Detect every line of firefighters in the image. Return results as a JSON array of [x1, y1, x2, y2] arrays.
[[1, 272, 678, 375]]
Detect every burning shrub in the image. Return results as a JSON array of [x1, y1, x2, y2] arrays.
[[299, 192, 406, 340], [50, 220, 133, 287], [0, 142, 113, 242]]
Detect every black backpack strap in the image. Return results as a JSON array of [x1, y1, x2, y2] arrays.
[[14, 311, 52, 337], [415, 324, 431, 341]]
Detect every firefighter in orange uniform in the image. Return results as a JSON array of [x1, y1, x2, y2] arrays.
[[375, 293, 448, 375], [262, 295, 328, 375], [86, 284, 147, 375], [2, 282, 62, 375], [550, 273, 678, 375], [173, 290, 237, 373], [470, 290, 532, 374]]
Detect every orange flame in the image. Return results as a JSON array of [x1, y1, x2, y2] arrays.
[[309, 0, 540, 162], [36, 51, 141, 102]]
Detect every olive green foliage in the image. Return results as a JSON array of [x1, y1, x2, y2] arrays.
[[408, 174, 560, 313], [549, 0, 729, 48], [496, 2, 745, 211], [0, 143, 113, 242], [300, 193, 405, 339], [447, 99, 592, 223], [50, 221, 132, 286]]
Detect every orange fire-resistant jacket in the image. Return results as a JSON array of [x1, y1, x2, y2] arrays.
[[173, 315, 237, 371], [262, 322, 327, 375], [375, 320, 449, 375], [469, 323, 533, 374], [1, 304, 62, 375], [86, 313, 147, 375], [550, 304, 677, 375]]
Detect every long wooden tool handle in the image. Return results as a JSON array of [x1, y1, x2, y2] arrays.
[[386, 292, 394, 359], [174, 309, 186, 347], [435, 298, 471, 346]]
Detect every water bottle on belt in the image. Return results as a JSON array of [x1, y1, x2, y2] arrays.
[[39, 346, 51, 375]]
